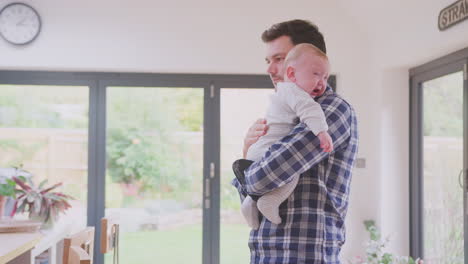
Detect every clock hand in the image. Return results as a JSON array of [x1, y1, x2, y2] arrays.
[[16, 18, 27, 26]]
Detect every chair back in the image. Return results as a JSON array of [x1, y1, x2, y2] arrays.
[[63, 227, 95, 264]]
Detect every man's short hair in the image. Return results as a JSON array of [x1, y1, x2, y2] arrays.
[[261, 19, 326, 54]]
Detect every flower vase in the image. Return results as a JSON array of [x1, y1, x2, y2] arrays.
[[30, 214, 55, 230]]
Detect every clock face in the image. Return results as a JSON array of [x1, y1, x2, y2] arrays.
[[0, 3, 41, 45]]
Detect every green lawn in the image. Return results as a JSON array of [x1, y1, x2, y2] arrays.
[[104, 224, 251, 264]]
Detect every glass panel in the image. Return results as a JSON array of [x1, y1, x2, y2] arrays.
[[220, 88, 274, 264], [105, 87, 203, 264], [422, 71, 464, 264], [0, 85, 88, 227]]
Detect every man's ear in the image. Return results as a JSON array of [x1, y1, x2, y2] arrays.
[[286, 66, 296, 82]]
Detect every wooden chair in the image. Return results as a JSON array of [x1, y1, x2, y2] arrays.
[[63, 227, 95, 264], [101, 217, 120, 264]]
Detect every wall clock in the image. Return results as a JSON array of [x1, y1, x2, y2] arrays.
[[0, 3, 41, 45]]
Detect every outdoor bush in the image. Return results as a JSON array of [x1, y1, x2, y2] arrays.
[[106, 128, 191, 194]]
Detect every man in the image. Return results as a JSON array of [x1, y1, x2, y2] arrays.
[[231, 19, 359, 263]]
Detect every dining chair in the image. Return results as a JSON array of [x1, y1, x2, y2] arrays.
[[63, 227, 95, 264]]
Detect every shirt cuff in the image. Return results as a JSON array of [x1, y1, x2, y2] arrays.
[[231, 178, 247, 201]]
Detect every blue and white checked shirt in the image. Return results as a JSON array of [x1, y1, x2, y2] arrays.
[[232, 87, 359, 264]]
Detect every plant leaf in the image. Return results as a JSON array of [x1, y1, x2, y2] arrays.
[[38, 179, 48, 189]]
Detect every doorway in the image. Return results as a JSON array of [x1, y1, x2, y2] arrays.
[[410, 49, 468, 264]]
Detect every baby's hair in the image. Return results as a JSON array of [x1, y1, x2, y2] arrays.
[[284, 43, 328, 68]]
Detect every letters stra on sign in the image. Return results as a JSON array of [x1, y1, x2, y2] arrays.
[[439, 0, 468, 30]]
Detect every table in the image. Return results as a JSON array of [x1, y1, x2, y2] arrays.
[[30, 215, 80, 264], [0, 232, 42, 264], [1, 211, 84, 264]]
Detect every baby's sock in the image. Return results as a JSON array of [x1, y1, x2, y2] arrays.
[[257, 175, 300, 225], [241, 196, 260, 230]]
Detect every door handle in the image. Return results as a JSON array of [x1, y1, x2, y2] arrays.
[[459, 169, 464, 189], [461, 169, 468, 215], [204, 179, 210, 209], [205, 179, 210, 197]]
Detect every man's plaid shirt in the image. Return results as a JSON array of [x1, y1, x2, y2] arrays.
[[232, 87, 359, 264]]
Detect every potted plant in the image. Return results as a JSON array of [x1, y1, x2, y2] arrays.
[[0, 167, 31, 217], [11, 176, 73, 228], [349, 220, 423, 264], [0, 178, 15, 217]]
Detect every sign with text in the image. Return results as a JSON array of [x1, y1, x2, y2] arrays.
[[439, 0, 468, 31]]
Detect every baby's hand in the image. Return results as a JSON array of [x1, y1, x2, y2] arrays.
[[317, 131, 333, 153]]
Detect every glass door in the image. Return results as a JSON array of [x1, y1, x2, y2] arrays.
[[0, 84, 89, 228], [0, 72, 275, 264], [422, 71, 464, 263], [411, 59, 468, 264], [105, 86, 204, 264], [219, 87, 274, 264]]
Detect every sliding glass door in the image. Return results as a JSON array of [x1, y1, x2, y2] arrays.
[[104, 86, 204, 264], [0, 71, 273, 264], [0, 83, 89, 228], [422, 72, 464, 263], [219, 87, 274, 264], [411, 58, 468, 263]]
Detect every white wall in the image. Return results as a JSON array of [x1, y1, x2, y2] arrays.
[[2, 0, 467, 261], [352, 0, 468, 256]]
